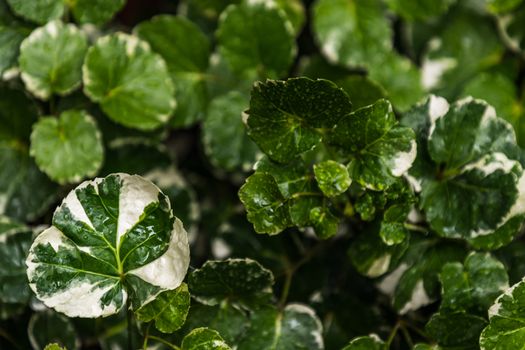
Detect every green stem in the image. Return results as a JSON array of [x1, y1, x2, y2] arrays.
[[0, 328, 21, 349], [142, 323, 151, 350], [279, 267, 293, 309], [386, 321, 401, 348], [399, 322, 414, 348], [148, 335, 181, 350], [127, 299, 134, 350], [403, 223, 428, 233]]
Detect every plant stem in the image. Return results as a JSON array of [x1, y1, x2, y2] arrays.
[[142, 323, 151, 350], [386, 321, 401, 347], [148, 335, 181, 350], [127, 299, 134, 350]]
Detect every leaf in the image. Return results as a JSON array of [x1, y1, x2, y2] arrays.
[[309, 206, 339, 239], [439, 252, 509, 314], [275, 0, 305, 35], [337, 75, 386, 110], [238, 172, 292, 234], [349, 221, 409, 278], [19, 20, 88, 100], [328, 99, 417, 190], [368, 53, 424, 112], [25, 173, 190, 317], [246, 77, 352, 163], [6, 0, 64, 24], [0, 217, 32, 305], [135, 15, 211, 127], [314, 160, 351, 197], [312, 0, 392, 68], [188, 258, 273, 308], [407, 96, 525, 249], [182, 328, 231, 350], [421, 10, 503, 96], [425, 312, 487, 350], [461, 72, 524, 146], [69, 0, 125, 25], [28, 311, 79, 350], [0, 90, 59, 223], [44, 345, 67, 350], [237, 304, 324, 350], [83, 33, 175, 130], [202, 91, 258, 171], [136, 283, 190, 333], [377, 236, 466, 314], [0, 2, 31, 75], [30, 110, 104, 184], [181, 303, 250, 346], [342, 335, 385, 350], [216, 0, 296, 77], [6, 0, 124, 25], [385, 0, 456, 20], [480, 278, 525, 349]]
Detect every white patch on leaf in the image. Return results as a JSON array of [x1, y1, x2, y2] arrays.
[[390, 140, 417, 177], [127, 218, 190, 295], [322, 31, 341, 63], [377, 263, 409, 296], [427, 95, 449, 138], [421, 57, 457, 89], [117, 174, 161, 245], [285, 304, 324, 349], [366, 254, 391, 278], [399, 279, 432, 314], [59, 181, 95, 229], [35, 280, 121, 318]]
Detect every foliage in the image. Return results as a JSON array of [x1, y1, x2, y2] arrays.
[[1, 0, 525, 349]]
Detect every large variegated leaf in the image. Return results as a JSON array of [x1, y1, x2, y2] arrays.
[[83, 33, 176, 130], [26, 173, 190, 318], [480, 279, 525, 349], [404, 95, 525, 249]]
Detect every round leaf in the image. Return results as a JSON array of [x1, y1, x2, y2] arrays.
[[314, 160, 351, 197], [30, 110, 104, 184], [6, 0, 64, 24], [19, 21, 88, 100], [26, 173, 190, 318], [135, 15, 211, 127], [202, 91, 258, 171], [136, 283, 190, 334], [342, 335, 385, 350], [70, 0, 125, 25], [217, 0, 296, 77], [83, 33, 176, 130], [182, 328, 231, 350]]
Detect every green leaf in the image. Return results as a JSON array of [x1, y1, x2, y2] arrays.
[[275, 0, 305, 35], [181, 303, 249, 346], [313, 160, 351, 197], [135, 15, 211, 127], [407, 96, 525, 249], [216, 0, 296, 77], [439, 252, 509, 314], [246, 77, 352, 163], [239, 172, 292, 234], [349, 222, 409, 278], [485, 0, 524, 13], [461, 72, 523, 145], [6, 0, 64, 24], [312, 0, 392, 68], [0, 217, 32, 306], [69, 0, 125, 25], [44, 344, 67, 350], [309, 206, 339, 239], [19, 20, 88, 100], [188, 258, 273, 308], [342, 335, 385, 350], [182, 328, 231, 350], [136, 283, 190, 333], [0, 2, 31, 75], [26, 173, 190, 317], [28, 311, 78, 350], [6, 0, 124, 25], [425, 312, 487, 349], [237, 304, 324, 350], [421, 11, 503, 96], [377, 237, 466, 314], [336, 75, 386, 110], [480, 278, 525, 349], [368, 53, 424, 112], [328, 99, 417, 190], [83, 33, 175, 130], [30, 110, 104, 184], [385, 0, 456, 20], [202, 91, 258, 171]]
